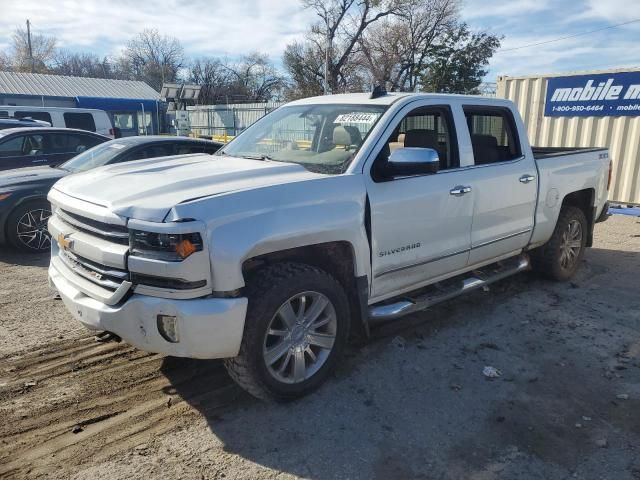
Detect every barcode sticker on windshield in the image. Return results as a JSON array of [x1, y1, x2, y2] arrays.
[[335, 113, 379, 124], [109, 144, 126, 149]]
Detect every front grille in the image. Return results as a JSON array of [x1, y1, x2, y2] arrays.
[[57, 209, 129, 245], [59, 249, 129, 291]]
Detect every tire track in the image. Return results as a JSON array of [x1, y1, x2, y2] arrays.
[[0, 336, 238, 479]]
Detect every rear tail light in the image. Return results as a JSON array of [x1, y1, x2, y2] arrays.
[[607, 160, 612, 191], [109, 127, 122, 139]]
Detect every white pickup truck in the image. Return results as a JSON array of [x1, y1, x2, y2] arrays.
[[48, 92, 611, 401]]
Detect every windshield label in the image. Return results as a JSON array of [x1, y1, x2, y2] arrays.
[[335, 113, 379, 124], [109, 144, 126, 149]]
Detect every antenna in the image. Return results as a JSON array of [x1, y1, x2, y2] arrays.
[[370, 83, 387, 99]]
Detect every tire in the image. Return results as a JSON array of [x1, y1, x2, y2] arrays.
[[531, 206, 588, 281], [224, 262, 351, 402], [7, 199, 52, 253]]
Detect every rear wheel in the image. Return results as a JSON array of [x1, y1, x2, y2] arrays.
[[7, 200, 52, 253], [531, 206, 587, 281], [224, 262, 350, 401]]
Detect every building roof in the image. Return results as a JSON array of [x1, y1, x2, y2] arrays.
[[0, 71, 159, 100]]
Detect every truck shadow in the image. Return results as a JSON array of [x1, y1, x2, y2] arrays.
[[162, 247, 640, 480], [0, 248, 49, 267]]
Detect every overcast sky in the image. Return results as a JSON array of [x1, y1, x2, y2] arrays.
[[1, 0, 639, 82]]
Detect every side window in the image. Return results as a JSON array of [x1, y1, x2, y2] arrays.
[[63, 112, 97, 132], [113, 112, 134, 130], [0, 136, 26, 157], [124, 144, 175, 162], [463, 107, 521, 165], [48, 133, 103, 154], [175, 143, 204, 155], [203, 143, 222, 154], [24, 134, 45, 155], [15, 111, 52, 123], [374, 105, 459, 177]]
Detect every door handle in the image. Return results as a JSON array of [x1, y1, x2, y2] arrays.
[[519, 174, 536, 184], [450, 185, 472, 196]]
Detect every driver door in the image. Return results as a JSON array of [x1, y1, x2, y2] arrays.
[[365, 103, 474, 301]]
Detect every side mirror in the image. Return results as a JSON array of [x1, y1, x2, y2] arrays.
[[29, 149, 42, 156], [384, 147, 440, 177]]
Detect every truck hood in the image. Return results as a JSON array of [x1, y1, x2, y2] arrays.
[[52, 154, 323, 222]]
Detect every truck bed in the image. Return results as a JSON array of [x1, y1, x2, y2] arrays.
[[532, 146, 607, 160]]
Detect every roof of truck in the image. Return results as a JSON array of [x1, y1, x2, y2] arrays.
[[285, 92, 512, 107]]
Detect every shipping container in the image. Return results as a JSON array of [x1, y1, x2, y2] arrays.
[[497, 68, 640, 205]]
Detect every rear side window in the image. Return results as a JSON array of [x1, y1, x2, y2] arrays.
[[15, 111, 52, 123], [64, 112, 96, 132], [464, 107, 521, 165]]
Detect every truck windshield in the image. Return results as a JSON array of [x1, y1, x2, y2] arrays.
[[218, 104, 387, 174]]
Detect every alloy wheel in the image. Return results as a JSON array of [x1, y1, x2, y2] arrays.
[[262, 291, 337, 384], [559, 219, 582, 269], [16, 208, 52, 251]]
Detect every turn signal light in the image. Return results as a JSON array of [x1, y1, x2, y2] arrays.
[[175, 239, 197, 259]]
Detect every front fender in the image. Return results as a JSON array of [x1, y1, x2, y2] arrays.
[[169, 174, 370, 291]]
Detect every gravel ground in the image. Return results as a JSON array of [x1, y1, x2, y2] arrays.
[[0, 215, 639, 480]]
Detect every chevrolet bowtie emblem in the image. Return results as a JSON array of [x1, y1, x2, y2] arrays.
[[57, 233, 73, 250]]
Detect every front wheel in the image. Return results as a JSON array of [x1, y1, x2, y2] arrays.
[[7, 200, 52, 253], [531, 206, 588, 281], [224, 262, 350, 401]]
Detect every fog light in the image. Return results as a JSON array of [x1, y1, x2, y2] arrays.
[[157, 315, 179, 343]]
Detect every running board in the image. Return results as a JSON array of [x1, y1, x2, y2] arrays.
[[368, 255, 530, 324]]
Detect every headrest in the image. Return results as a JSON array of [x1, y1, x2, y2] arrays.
[[342, 125, 362, 146], [404, 129, 438, 149], [471, 134, 499, 148], [333, 125, 352, 146]]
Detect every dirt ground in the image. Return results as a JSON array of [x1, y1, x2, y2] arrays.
[[0, 215, 639, 480]]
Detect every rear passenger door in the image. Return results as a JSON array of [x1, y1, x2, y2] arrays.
[[462, 106, 537, 265]]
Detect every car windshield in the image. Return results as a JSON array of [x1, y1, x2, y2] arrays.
[[218, 104, 387, 174], [60, 141, 128, 172]]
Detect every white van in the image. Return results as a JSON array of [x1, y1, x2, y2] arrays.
[[0, 106, 115, 138]]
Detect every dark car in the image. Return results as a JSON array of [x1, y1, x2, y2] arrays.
[[0, 127, 110, 171], [0, 117, 51, 130], [0, 136, 223, 252]]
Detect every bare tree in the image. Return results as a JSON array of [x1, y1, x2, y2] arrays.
[[188, 54, 285, 103], [292, 0, 405, 94], [10, 26, 57, 73], [0, 51, 12, 72], [123, 29, 184, 91], [52, 50, 114, 78], [224, 53, 286, 102], [357, 0, 459, 91]]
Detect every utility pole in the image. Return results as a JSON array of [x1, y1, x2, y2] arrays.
[[26, 19, 34, 73], [324, 29, 330, 95]]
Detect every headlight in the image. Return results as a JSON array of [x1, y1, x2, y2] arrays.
[[129, 230, 203, 261]]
